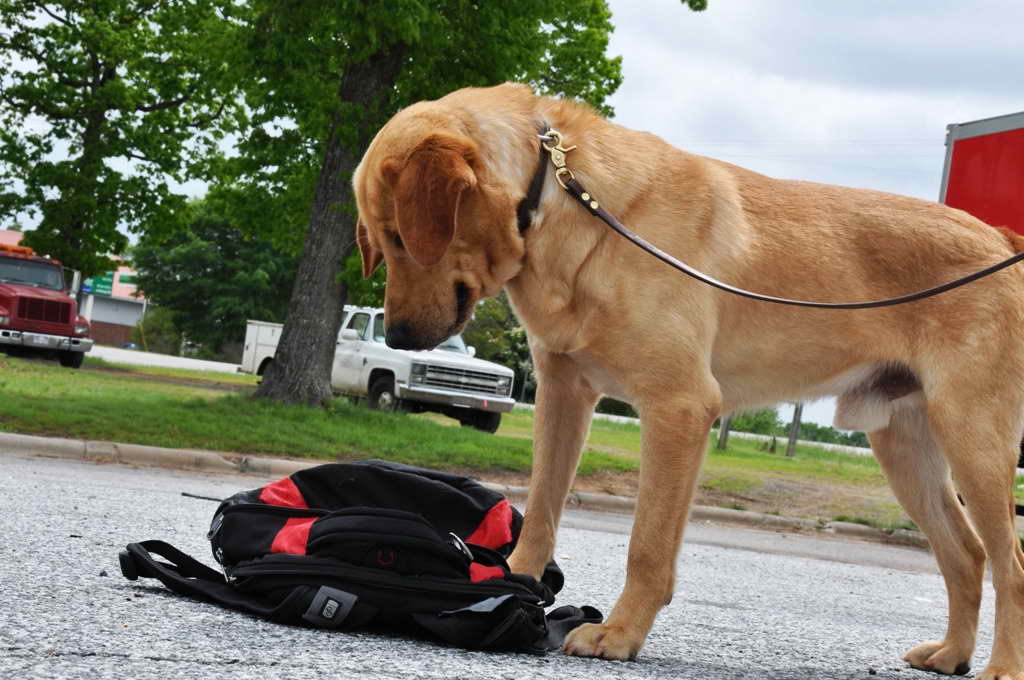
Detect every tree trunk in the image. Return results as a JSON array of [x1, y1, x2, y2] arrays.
[[255, 48, 405, 406]]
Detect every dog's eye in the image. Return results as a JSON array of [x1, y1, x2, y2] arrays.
[[392, 233, 404, 250]]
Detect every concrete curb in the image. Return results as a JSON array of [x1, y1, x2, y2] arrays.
[[0, 431, 241, 473], [0, 431, 87, 459], [238, 455, 318, 478], [1, 430, 931, 550], [479, 479, 930, 550]]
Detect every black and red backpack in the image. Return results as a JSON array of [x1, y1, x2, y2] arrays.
[[118, 460, 599, 652]]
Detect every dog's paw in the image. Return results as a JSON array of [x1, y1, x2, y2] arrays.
[[903, 640, 972, 675], [563, 622, 644, 661], [973, 666, 1024, 680]]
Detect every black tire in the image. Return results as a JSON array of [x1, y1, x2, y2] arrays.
[[368, 376, 401, 412], [59, 351, 84, 369], [459, 410, 501, 434]]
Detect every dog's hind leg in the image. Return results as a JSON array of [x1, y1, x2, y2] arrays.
[[507, 349, 600, 580], [924, 382, 1024, 680], [867, 402, 985, 675]]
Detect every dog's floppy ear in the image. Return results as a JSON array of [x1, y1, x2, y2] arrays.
[[385, 134, 477, 266], [356, 218, 383, 278]]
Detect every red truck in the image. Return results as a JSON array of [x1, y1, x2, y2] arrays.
[[0, 242, 93, 368]]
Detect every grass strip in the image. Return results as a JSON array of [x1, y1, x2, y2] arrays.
[[0, 355, 629, 475], [83, 355, 258, 386]]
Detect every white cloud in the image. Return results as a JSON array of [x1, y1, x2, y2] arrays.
[[605, 0, 1023, 201]]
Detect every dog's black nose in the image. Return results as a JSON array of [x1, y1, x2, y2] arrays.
[[385, 321, 418, 350]]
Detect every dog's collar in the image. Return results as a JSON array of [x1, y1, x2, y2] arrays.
[[515, 123, 552, 234]]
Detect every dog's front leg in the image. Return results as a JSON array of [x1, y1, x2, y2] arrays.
[[564, 380, 721, 660], [508, 349, 600, 579]]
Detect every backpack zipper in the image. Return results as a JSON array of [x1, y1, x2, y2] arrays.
[[229, 558, 542, 603]]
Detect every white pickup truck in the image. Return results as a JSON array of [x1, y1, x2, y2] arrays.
[[240, 306, 516, 433]]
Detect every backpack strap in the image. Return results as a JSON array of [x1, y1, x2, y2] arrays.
[[411, 594, 546, 650], [532, 605, 604, 652], [119, 541, 373, 629], [410, 596, 603, 652]]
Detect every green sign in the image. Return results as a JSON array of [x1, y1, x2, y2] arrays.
[[83, 272, 114, 296]]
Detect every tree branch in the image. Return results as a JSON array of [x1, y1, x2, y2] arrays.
[[136, 82, 199, 113], [120, 0, 160, 26], [36, 2, 77, 29], [0, 90, 76, 120], [0, 34, 91, 88], [126, 149, 156, 164], [188, 96, 227, 129]]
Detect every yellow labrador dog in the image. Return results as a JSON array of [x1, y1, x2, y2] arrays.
[[352, 83, 1024, 679]]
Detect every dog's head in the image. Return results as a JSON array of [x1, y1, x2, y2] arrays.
[[353, 95, 530, 350]]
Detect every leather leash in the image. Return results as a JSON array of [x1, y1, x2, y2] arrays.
[[534, 127, 1024, 310]]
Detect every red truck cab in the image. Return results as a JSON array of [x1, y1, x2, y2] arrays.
[[0, 242, 93, 368]]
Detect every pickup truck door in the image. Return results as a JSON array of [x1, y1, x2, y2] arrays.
[[332, 311, 371, 392], [358, 312, 391, 387]]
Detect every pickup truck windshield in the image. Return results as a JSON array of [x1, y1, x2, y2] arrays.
[[0, 256, 64, 291], [436, 334, 469, 354], [370, 313, 469, 353]]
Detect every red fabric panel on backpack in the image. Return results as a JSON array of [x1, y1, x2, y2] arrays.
[[469, 562, 506, 583], [269, 517, 315, 555], [259, 477, 308, 509], [465, 499, 513, 549]]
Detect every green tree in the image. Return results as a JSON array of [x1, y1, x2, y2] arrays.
[[463, 294, 534, 399], [211, 0, 713, 406], [730, 408, 783, 436], [132, 306, 183, 356], [131, 205, 296, 356], [340, 250, 386, 308], [0, 0, 242, 276], [796, 421, 869, 448], [843, 431, 870, 448]]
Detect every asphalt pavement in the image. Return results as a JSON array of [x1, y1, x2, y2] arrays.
[[0, 453, 996, 680]]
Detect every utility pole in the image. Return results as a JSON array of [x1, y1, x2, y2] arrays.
[[716, 414, 732, 450], [786, 402, 804, 457]]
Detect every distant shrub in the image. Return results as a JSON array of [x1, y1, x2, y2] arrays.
[[596, 398, 637, 418], [729, 408, 783, 435]]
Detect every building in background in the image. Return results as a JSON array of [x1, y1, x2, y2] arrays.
[[80, 265, 146, 346], [0, 229, 145, 346]]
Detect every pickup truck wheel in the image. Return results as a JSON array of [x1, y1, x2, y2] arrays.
[[59, 351, 84, 369], [460, 410, 501, 434], [368, 377, 402, 412]]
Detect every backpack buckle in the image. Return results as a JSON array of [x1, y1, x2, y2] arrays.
[[449, 532, 473, 561], [302, 586, 358, 629]]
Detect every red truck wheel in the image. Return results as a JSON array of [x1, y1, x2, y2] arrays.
[[59, 351, 84, 369]]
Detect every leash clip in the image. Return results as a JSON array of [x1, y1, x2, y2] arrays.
[[540, 128, 577, 188]]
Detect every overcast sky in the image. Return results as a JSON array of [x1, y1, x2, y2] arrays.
[[600, 0, 1023, 426]]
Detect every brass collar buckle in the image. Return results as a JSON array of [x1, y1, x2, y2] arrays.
[[538, 128, 577, 189]]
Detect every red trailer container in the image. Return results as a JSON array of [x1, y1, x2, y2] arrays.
[[940, 111, 1024, 234], [942, 112, 1024, 473]]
